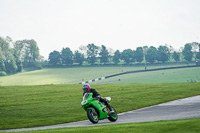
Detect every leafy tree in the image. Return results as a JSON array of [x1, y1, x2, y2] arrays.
[[14, 39, 40, 68], [48, 50, 60, 66], [24, 40, 40, 67], [113, 50, 121, 64], [13, 47, 22, 72], [131, 50, 136, 63], [172, 51, 180, 62], [0, 37, 9, 51], [86, 44, 99, 65], [99, 45, 109, 64], [157, 45, 170, 63], [14, 40, 24, 61], [135, 47, 144, 63], [182, 43, 193, 62], [121, 49, 134, 64], [191, 42, 200, 61], [74, 50, 84, 65], [196, 44, 200, 60], [15, 60, 23, 72], [79, 45, 87, 57], [107, 48, 114, 64], [146, 46, 157, 64], [4, 51, 18, 73], [0, 48, 6, 72], [61, 47, 73, 65], [0, 36, 18, 73], [13, 41, 24, 71]]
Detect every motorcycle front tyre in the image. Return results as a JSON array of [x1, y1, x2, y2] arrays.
[[87, 108, 99, 124]]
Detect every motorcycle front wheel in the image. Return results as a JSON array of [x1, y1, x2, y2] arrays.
[[87, 108, 99, 124]]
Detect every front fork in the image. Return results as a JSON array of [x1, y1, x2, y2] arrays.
[[91, 107, 97, 115]]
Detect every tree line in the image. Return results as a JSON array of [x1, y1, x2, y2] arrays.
[[1, 35, 200, 76], [48, 43, 200, 66], [48, 42, 200, 66], [0, 36, 44, 76]]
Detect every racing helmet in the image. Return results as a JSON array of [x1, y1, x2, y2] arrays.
[[82, 84, 91, 92]]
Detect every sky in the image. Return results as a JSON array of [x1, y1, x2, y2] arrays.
[[1, 0, 200, 59]]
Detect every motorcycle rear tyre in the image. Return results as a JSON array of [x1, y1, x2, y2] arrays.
[[108, 106, 118, 122]]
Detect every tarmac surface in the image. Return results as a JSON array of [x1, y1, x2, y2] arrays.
[[1, 95, 200, 132]]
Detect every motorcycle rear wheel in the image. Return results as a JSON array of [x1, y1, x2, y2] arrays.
[[108, 106, 118, 122], [87, 108, 99, 124]]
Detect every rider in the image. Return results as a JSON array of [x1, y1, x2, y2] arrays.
[[82, 83, 115, 114]]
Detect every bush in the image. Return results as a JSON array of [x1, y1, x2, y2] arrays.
[[0, 71, 7, 76]]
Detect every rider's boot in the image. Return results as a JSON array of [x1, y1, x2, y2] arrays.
[[107, 103, 115, 114], [100, 97, 115, 114]]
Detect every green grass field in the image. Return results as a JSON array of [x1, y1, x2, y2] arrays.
[[0, 83, 200, 130], [0, 67, 141, 85], [0, 65, 199, 86], [95, 67, 200, 84], [22, 118, 200, 133], [0, 66, 200, 132]]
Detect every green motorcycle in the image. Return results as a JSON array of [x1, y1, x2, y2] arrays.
[[81, 92, 118, 124]]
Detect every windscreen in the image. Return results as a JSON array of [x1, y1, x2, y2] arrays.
[[83, 93, 89, 100]]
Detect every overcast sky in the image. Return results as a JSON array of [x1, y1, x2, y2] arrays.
[[1, 0, 200, 59]]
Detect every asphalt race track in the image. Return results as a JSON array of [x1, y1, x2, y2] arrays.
[[1, 95, 200, 132]]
